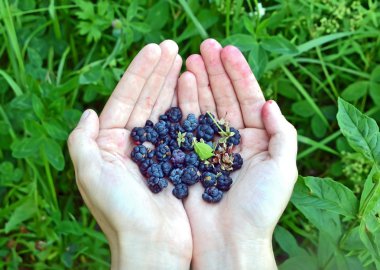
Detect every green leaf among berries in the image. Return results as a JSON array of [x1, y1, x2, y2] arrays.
[[193, 139, 214, 161]]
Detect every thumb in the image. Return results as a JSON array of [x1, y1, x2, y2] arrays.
[[262, 100, 298, 162], [68, 109, 101, 173]]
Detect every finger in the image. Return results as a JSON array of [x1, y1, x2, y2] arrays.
[[150, 54, 182, 121], [68, 109, 102, 177], [221, 45, 265, 129], [200, 39, 244, 128], [186, 54, 217, 116], [99, 44, 161, 129], [178, 71, 201, 117], [262, 100, 298, 163], [126, 40, 178, 129]]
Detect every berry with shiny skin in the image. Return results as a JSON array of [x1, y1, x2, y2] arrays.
[[166, 107, 182, 123], [139, 159, 153, 176], [169, 139, 180, 151], [181, 132, 194, 151], [131, 127, 146, 144], [155, 144, 171, 162], [147, 163, 163, 178], [198, 161, 214, 173], [171, 149, 186, 168], [169, 123, 184, 139], [172, 184, 189, 199], [185, 152, 199, 167], [227, 127, 241, 146], [161, 161, 172, 177], [213, 164, 230, 176], [147, 149, 155, 159], [232, 153, 243, 170], [169, 168, 183, 185], [201, 172, 217, 188], [181, 165, 200, 185], [145, 126, 159, 144], [183, 114, 198, 132], [197, 124, 215, 141], [154, 120, 169, 136], [147, 177, 168, 193], [131, 145, 148, 163], [145, 120, 154, 127], [216, 174, 233, 191], [202, 187, 223, 203]]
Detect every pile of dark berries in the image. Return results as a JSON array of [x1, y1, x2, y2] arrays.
[[130, 107, 243, 203]]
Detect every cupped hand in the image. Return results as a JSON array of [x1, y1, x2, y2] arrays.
[[177, 39, 298, 269], [68, 40, 192, 269]]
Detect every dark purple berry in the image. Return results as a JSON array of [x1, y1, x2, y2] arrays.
[[169, 139, 180, 151], [154, 120, 169, 136], [147, 177, 168, 193], [131, 145, 148, 163], [147, 149, 155, 159], [172, 184, 189, 199], [131, 127, 146, 144], [171, 149, 186, 168], [183, 113, 198, 132], [159, 114, 168, 121], [202, 187, 223, 203], [166, 107, 182, 123], [197, 124, 215, 141], [198, 161, 214, 173], [216, 174, 233, 191], [185, 152, 199, 167], [139, 159, 153, 176], [161, 161, 172, 177], [155, 136, 170, 146], [181, 132, 194, 151], [147, 163, 163, 178], [145, 126, 159, 144], [201, 172, 217, 188], [199, 113, 219, 132], [232, 153, 243, 170], [155, 144, 171, 162], [181, 165, 200, 185], [169, 123, 184, 139], [145, 120, 154, 127], [227, 127, 241, 146], [169, 168, 183, 185]]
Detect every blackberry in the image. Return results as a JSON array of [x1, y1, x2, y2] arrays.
[[139, 159, 154, 176], [171, 149, 186, 168], [147, 149, 156, 159], [232, 153, 243, 171], [147, 177, 168, 193], [169, 139, 180, 151], [161, 161, 172, 177], [185, 152, 199, 167], [155, 136, 170, 146], [197, 124, 215, 141], [145, 120, 154, 127], [216, 174, 233, 191], [227, 127, 241, 146], [169, 123, 184, 139], [166, 107, 182, 123], [213, 164, 231, 176], [183, 113, 198, 132], [172, 184, 189, 199], [155, 144, 171, 162], [201, 172, 217, 188], [154, 120, 169, 136], [181, 165, 200, 185], [159, 114, 169, 121], [181, 132, 194, 151], [199, 113, 219, 132], [198, 161, 214, 173], [202, 187, 223, 203], [147, 163, 164, 178], [144, 126, 159, 144], [131, 127, 146, 144], [169, 168, 183, 185], [131, 145, 148, 163]]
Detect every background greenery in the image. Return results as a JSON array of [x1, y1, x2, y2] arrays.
[[0, 0, 379, 269]]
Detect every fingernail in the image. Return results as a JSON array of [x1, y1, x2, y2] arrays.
[[80, 109, 91, 122], [269, 100, 281, 114]]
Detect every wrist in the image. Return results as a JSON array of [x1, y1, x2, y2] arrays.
[[110, 233, 191, 270], [192, 231, 276, 270]]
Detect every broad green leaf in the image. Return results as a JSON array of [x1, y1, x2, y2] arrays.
[[32, 94, 45, 120], [337, 98, 380, 164], [360, 166, 377, 209], [79, 67, 102, 85], [44, 119, 68, 141], [43, 138, 65, 170], [11, 137, 43, 158], [370, 66, 380, 105], [194, 141, 214, 161], [146, 0, 169, 30], [279, 255, 318, 270], [56, 221, 84, 236], [24, 120, 45, 137], [248, 43, 268, 80], [311, 114, 327, 138], [261, 36, 298, 55], [5, 195, 37, 233], [274, 226, 308, 257], [291, 100, 315, 118], [341, 81, 369, 102], [177, 10, 218, 42], [222, 34, 256, 52]]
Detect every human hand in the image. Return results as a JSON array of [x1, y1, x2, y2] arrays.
[[177, 39, 298, 269], [68, 41, 192, 270]]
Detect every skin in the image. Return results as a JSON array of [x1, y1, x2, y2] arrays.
[[68, 39, 298, 270]]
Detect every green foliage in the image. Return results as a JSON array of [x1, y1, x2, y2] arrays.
[[0, 0, 379, 268]]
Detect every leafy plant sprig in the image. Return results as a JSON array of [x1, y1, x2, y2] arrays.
[[193, 138, 214, 161], [206, 112, 235, 144]]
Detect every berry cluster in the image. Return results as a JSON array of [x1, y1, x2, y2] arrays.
[[130, 107, 243, 203]]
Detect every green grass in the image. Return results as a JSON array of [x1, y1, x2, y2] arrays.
[[0, 0, 379, 269]]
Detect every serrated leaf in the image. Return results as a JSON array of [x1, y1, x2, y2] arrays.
[[194, 141, 214, 161], [337, 98, 380, 165]]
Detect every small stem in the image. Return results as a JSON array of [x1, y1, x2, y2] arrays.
[[206, 111, 224, 133]]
